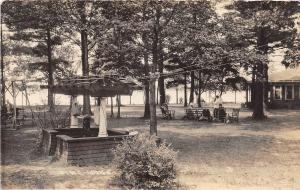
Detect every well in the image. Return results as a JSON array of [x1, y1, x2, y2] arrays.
[[40, 75, 141, 165], [42, 128, 137, 165]]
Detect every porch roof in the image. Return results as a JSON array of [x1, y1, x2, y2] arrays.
[[269, 67, 300, 82]]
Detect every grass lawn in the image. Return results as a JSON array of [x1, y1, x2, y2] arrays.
[[1, 105, 300, 189]]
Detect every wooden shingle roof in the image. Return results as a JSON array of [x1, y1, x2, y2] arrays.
[[40, 75, 142, 97]]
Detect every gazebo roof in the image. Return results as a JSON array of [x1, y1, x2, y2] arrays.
[[40, 75, 142, 97]]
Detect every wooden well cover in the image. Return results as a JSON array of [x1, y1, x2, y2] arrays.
[[41, 75, 142, 97]]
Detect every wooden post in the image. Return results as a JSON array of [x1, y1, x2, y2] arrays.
[[94, 97, 100, 125], [117, 95, 121, 118], [70, 96, 79, 128], [1, 17, 5, 108], [21, 91, 24, 109], [184, 73, 187, 107], [110, 97, 114, 118], [176, 87, 178, 104], [235, 89, 237, 104], [12, 81, 17, 128], [156, 85, 159, 105], [98, 97, 108, 137], [149, 73, 157, 136], [246, 84, 249, 104], [130, 95, 132, 105]]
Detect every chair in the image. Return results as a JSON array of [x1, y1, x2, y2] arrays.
[[228, 108, 240, 122]]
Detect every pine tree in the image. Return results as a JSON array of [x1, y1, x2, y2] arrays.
[[2, 0, 68, 112], [226, 1, 300, 119]]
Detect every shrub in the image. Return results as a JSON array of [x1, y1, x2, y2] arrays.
[[113, 134, 177, 189]]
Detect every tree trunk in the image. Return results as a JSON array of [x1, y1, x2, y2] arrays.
[[197, 71, 202, 107], [250, 66, 256, 108], [149, 6, 160, 135], [144, 84, 150, 118], [158, 42, 165, 105], [189, 71, 195, 103], [46, 29, 54, 112], [158, 72, 165, 105], [253, 27, 267, 119], [117, 95, 121, 118], [1, 17, 5, 108], [184, 73, 188, 107], [110, 97, 114, 118], [263, 63, 269, 106], [79, 2, 90, 115], [149, 77, 157, 136], [143, 54, 150, 118], [252, 80, 264, 119], [142, 31, 150, 118]]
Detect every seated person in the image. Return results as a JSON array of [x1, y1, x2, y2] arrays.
[[199, 109, 212, 121], [214, 104, 226, 121], [218, 104, 227, 121], [160, 103, 174, 119]]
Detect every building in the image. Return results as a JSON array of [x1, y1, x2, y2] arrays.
[[268, 68, 300, 109]]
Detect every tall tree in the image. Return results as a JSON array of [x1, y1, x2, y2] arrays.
[[2, 0, 67, 112], [58, 1, 110, 114], [226, 1, 300, 119]]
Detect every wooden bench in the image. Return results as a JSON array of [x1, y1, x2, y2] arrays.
[[184, 108, 204, 120]]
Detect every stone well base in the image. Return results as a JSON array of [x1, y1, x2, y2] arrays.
[[41, 128, 137, 165]]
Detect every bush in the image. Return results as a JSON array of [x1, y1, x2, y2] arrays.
[[113, 134, 177, 189]]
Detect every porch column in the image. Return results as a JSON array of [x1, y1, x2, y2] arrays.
[[70, 96, 78, 128], [98, 97, 108, 137]]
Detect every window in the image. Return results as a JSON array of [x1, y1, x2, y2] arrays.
[[285, 85, 294, 100], [274, 86, 282, 100]]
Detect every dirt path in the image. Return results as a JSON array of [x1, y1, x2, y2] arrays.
[[1, 108, 300, 189]]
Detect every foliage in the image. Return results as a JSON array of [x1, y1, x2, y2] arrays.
[[113, 134, 177, 189], [283, 34, 300, 68], [225, 1, 300, 119], [2, 1, 71, 80]]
